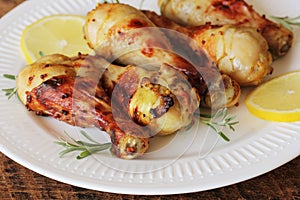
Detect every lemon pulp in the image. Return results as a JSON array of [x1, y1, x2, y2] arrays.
[[246, 71, 300, 122], [20, 15, 92, 63]]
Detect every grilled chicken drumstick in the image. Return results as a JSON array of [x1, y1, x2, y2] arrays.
[[16, 53, 201, 158], [143, 10, 273, 86], [83, 3, 241, 108], [17, 54, 149, 159], [101, 62, 200, 136], [158, 0, 294, 59]]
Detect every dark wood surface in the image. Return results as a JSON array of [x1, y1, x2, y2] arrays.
[[0, 0, 299, 199]]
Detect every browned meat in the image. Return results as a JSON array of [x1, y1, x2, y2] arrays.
[[101, 63, 200, 135], [83, 3, 241, 107], [158, 0, 293, 59], [143, 10, 273, 86], [17, 54, 150, 159], [16, 53, 202, 158]]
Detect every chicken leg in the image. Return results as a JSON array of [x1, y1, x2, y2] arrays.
[[83, 3, 241, 108], [143, 10, 273, 86], [158, 0, 293, 59], [16, 54, 151, 159]]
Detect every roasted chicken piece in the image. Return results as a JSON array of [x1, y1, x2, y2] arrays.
[[16, 53, 200, 158], [101, 63, 200, 135], [17, 54, 149, 159], [143, 10, 273, 86], [158, 0, 294, 59], [83, 3, 241, 108]]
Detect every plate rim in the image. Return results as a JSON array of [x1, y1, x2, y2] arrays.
[[0, 0, 299, 195]]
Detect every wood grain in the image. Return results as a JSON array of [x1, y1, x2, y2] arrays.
[[0, 152, 299, 199]]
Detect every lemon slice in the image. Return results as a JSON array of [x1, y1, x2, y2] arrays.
[[246, 71, 300, 122], [20, 15, 92, 63]]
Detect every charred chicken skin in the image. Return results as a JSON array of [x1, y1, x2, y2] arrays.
[[17, 54, 149, 159], [143, 10, 273, 86], [158, 0, 293, 59], [16, 3, 249, 159], [101, 63, 200, 136], [16, 53, 201, 158], [83, 3, 241, 108]]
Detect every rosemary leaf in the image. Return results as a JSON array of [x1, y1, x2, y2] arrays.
[[55, 131, 111, 159], [3, 74, 16, 80], [38, 51, 45, 57], [197, 108, 239, 142], [54, 140, 79, 148], [59, 147, 86, 157], [77, 150, 92, 159], [76, 140, 107, 147], [2, 88, 14, 93], [2, 74, 17, 100], [218, 131, 230, 142], [290, 16, 300, 21], [77, 143, 111, 159], [199, 112, 213, 118], [80, 130, 99, 143], [270, 15, 300, 30], [64, 131, 79, 144], [139, 0, 145, 9], [2, 87, 17, 100], [103, 0, 119, 3], [290, 22, 300, 26]]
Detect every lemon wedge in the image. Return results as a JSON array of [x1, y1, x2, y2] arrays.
[[246, 71, 300, 122], [20, 15, 92, 63]]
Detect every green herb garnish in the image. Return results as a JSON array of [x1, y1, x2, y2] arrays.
[[38, 51, 45, 58], [104, 0, 120, 3], [270, 15, 300, 31], [2, 74, 17, 99], [198, 108, 239, 142], [139, 0, 145, 9], [55, 130, 111, 159], [56, 109, 238, 159], [2, 88, 17, 100], [3, 74, 16, 80]]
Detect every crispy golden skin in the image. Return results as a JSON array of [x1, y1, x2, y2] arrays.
[[83, 3, 241, 108], [143, 10, 273, 86], [158, 0, 293, 59], [17, 54, 151, 159], [16, 53, 202, 158], [102, 63, 200, 135]]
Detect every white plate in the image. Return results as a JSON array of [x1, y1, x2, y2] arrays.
[[0, 0, 299, 195]]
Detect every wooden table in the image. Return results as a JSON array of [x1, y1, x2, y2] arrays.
[[0, 0, 299, 199]]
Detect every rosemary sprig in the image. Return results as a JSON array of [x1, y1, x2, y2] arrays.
[[103, 0, 120, 3], [270, 15, 300, 31], [2, 74, 17, 99], [139, 0, 145, 9], [2, 88, 17, 100], [55, 109, 238, 159], [55, 130, 111, 159], [198, 108, 239, 142]]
